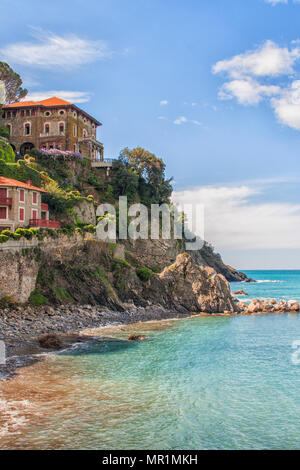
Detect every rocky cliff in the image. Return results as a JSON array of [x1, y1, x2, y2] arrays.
[[0, 235, 238, 314]]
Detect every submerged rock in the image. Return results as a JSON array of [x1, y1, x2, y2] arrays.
[[128, 334, 147, 341], [38, 333, 63, 350], [233, 290, 248, 296]]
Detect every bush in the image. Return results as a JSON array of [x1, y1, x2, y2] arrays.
[[136, 267, 153, 282], [29, 289, 48, 306], [0, 234, 9, 243], [15, 228, 33, 240], [0, 126, 10, 139], [0, 139, 15, 163], [0, 296, 14, 307]]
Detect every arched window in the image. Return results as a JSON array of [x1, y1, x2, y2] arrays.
[[59, 122, 65, 135], [24, 122, 31, 136], [83, 129, 87, 138], [44, 123, 50, 134]]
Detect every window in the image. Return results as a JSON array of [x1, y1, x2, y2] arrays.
[[31, 109, 36, 116], [24, 123, 31, 135], [7, 124, 11, 136], [33, 192, 37, 204], [21, 110, 25, 117], [19, 207, 25, 221], [44, 123, 50, 134], [12, 111, 16, 118], [44, 111, 51, 117], [32, 209, 37, 220], [59, 110, 65, 115], [59, 122, 65, 134], [83, 129, 87, 138], [19, 189, 25, 202], [26, 110, 30, 116], [7, 112, 11, 118], [73, 125, 77, 137], [0, 207, 7, 219]]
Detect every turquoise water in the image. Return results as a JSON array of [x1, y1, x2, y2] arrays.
[[232, 270, 300, 303], [1, 271, 300, 450]]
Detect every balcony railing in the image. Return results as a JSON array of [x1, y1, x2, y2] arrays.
[[41, 203, 49, 211], [0, 197, 12, 206], [29, 219, 60, 228], [39, 132, 65, 138]]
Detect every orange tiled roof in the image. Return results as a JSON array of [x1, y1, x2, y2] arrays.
[[3, 96, 101, 126], [4, 97, 71, 108], [0, 177, 46, 192]]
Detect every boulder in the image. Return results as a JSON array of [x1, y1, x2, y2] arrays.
[[38, 333, 62, 350], [233, 290, 248, 296]]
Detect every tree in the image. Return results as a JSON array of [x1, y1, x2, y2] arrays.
[[111, 155, 139, 202], [0, 62, 28, 104], [120, 147, 173, 205]]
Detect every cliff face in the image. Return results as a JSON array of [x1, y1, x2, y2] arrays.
[[0, 236, 238, 314]]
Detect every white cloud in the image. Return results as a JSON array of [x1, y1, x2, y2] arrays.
[[219, 78, 280, 105], [174, 116, 187, 125], [0, 29, 112, 69], [24, 90, 92, 103], [265, 0, 288, 5], [173, 183, 300, 250], [213, 40, 300, 78], [160, 100, 168, 106], [157, 116, 167, 120], [271, 80, 300, 129]]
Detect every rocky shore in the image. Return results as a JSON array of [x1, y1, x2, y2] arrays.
[[1, 296, 299, 380], [235, 298, 300, 314], [0, 303, 190, 381]]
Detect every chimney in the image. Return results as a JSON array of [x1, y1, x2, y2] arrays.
[[26, 180, 32, 186]]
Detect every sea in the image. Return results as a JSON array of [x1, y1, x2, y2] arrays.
[[0, 270, 300, 450]]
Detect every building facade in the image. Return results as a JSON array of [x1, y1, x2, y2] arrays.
[[0, 177, 59, 232], [0, 97, 104, 161]]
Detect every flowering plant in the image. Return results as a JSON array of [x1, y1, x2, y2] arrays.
[[39, 149, 83, 160]]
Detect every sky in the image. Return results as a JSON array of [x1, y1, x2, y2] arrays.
[[1, 0, 300, 269]]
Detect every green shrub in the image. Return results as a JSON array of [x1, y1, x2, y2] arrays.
[[0, 139, 15, 163], [0, 296, 15, 307], [1, 230, 14, 238], [15, 228, 33, 240], [29, 290, 48, 306], [0, 126, 10, 139], [0, 234, 9, 243], [116, 258, 130, 268], [136, 267, 153, 282]]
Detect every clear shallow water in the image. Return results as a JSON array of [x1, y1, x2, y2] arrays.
[[1, 271, 300, 450]]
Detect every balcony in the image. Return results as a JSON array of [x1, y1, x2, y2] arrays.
[[41, 203, 49, 211], [29, 219, 60, 228], [0, 197, 12, 207], [39, 132, 65, 138]]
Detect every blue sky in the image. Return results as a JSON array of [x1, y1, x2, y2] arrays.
[[1, 0, 300, 269]]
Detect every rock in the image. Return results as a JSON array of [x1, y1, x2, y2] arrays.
[[233, 290, 248, 296], [289, 302, 300, 312], [38, 333, 63, 350], [150, 253, 237, 314], [128, 334, 147, 341]]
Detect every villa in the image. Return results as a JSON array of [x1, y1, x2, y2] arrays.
[[0, 176, 59, 232], [0, 97, 104, 163]]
